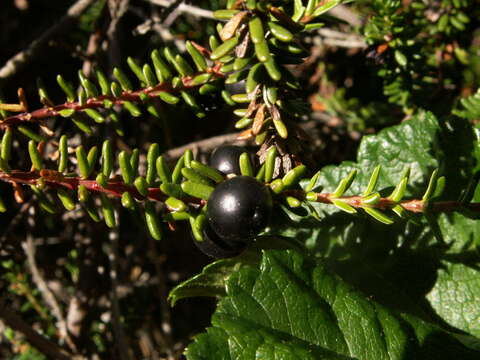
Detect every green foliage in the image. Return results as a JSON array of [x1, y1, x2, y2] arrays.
[[1, 0, 480, 358], [186, 250, 480, 359]]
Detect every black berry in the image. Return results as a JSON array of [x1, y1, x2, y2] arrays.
[[209, 145, 247, 176], [207, 176, 272, 244], [192, 223, 247, 258]]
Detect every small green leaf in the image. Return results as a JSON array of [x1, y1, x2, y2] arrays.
[[121, 191, 136, 210], [1, 127, 13, 162], [100, 194, 116, 228], [57, 188, 76, 211], [143, 63, 158, 87], [239, 153, 254, 177], [186, 41, 208, 71], [254, 41, 271, 63], [191, 161, 224, 183], [127, 57, 147, 84], [165, 196, 187, 212], [76, 146, 89, 178], [58, 135, 68, 173], [394, 50, 408, 67], [363, 207, 394, 225], [268, 22, 294, 42], [160, 182, 185, 198], [28, 140, 43, 171], [181, 181, 214, 200], [157, 91, 180, 105], [422, 169, 439, 201], [248, 16, 264, 44], [332, 169, 357, 198], [282, 165, 307, 187], [144, 201, 162, 240], [113, 67, 133, 91], [265, 146, 278, 182], [213, 9, 240, 20], [211, 37, 240, 61], [101, 139, 113, 178], [18, 126, 45, 142], [331, 199, 357, 214], [134, 176, 149, 197], [151, 49, 173, 82], [118, 151, 134, 185], [362, 192, 381, 205], [269, 178, 285, 194], [182, 167, 212, 185], [56, 74, 76, 101], [96, 173, 108, 188], [363, 165, 381, 196]]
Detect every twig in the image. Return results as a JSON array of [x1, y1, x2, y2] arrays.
[[0, 170, 180, 203], [0, 0, 97, 80], [329, 4, 363, 27], [286, 190, 480, 214], [0, 68, 224, 129], [144, 0, 215, 20], [108, 229, 132, 360], [0, 298, 73, 360], [318, 28, 366, 49], [146, 236, 174, 357], [163, 132, 249, 160], [22, 235, 77, 353], [106, 0, 130, 69]]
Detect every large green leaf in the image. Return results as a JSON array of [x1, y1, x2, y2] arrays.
[[186, 250, 480, 360], [427, 261, 480, 338]]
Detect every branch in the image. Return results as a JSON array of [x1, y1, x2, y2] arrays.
[[144, 0, 215, 20], [0, 0, 97, 80], [289, 190, 480, 214], [0, 170, 202, 206], [23, 235, 77, 353], [0, 69, 223, 129], [318, 28, 366, 49], [163, 132, 250, 160], [0, 298, 73, 360], [108, 229, 132, 360], [329, 4, 363, 27]]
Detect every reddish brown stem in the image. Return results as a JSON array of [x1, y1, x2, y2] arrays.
[[0, 170, 201, 207], [0, 69, 224, 129], [286, 190, 480, 214]]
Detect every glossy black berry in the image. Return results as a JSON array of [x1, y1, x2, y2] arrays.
[[209, 145, 247, 176], [207, 176, 272, 244], [192, 223, 247, 259]]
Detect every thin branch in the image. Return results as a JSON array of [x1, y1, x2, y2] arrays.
[[287, 190, 480, 214], [318, 28, 366, 49], [0, 0, 97, 80], [108, 229, 132, 360], [144, 0, 215, 20], [22, 235, 77, 353], [0, 298, 73, 360], [0, 170, 202, 207], [329, 4, 363, 27], [163, 132, 249, 160], [0, 68, 223, 129]]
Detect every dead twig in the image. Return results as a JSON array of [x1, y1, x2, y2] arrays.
[[22, 235, 78, 353], [144, 0, 215, 20], [163, 132, 250, 160], [108, 229, 132, 360], [0, 0, 97, 79], [0, 298, 73, 360]]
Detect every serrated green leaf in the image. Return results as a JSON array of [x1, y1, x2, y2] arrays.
[[186, 250, 480, 360], [427, 261, 480, 338]]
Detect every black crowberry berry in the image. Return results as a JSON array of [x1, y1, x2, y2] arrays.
[[192, 223, 247, 259], [207, 176, 272, 244], [208, 145, 247, 176]]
